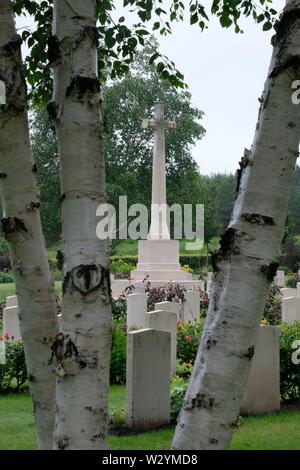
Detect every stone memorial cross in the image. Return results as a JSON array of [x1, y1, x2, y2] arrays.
[[142, 102, 176, 240]]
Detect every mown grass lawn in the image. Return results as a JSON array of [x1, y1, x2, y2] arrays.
[[0, 282, 62, 307], [0, 390, 300, 450]]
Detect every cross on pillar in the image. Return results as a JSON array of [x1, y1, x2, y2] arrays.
[[142, 102, 176, 240]]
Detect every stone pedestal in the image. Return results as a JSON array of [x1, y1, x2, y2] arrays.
[[241, 326, 280, 415], [126, 329, 171, 429], [131, 239, 192, 281]]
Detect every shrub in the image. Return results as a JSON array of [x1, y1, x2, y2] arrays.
[[109, 256, 137, 269], [177, 318, 205, 365], [286, 274, 300, 288], [199, 289, 209, 317], [112, 297, 127, 321], [0, 340, 28, 393], [109, 255, 210, 272], [176, 359, 193, 379], [0, 253, 10, 271], [281, 239, 300, 272], [147, 283, 186, 311], [262, 286, 282, 326], [279, 322, 300, 402], [110, 259, 133, 275], [110, 320, 126, 385], [182, 264, 193, 273], [179, 255, 210, 271], [170, 375, 188, 423], [0, 271, 14, 283]]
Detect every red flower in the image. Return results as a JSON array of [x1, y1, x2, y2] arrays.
[[184, 335, 192, 342]]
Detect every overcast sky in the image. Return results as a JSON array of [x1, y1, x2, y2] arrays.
[[17, 0, 285, 175]]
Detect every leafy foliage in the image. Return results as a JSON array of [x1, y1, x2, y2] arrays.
[[110, 320, 127, 385], [262, 286, 282, 326], [0, 340, 28, 393], [12, 1, 278, 105], [112, 297, 127, 321], [170, 374, 188, 423], [177, 318, 205, 365], [147, 283, 186, 311], [0, 272, 14, 284], [286, 273, 300, 288], [30, 109, 61, 244], [110, 259, 134, 275]]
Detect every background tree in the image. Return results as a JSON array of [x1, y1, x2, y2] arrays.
[[31, 109, 61, 245]]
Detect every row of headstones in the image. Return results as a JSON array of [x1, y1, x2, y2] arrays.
[[206, 270, 286, 293], [126, 324, 280, 429], [125, 291, 280, 429], [127, 290, 200, 375], [206, 270, 300, 325], [1, 292, 282, 430]]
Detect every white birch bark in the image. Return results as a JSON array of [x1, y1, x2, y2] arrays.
[[49, 0, 112, 450], [173, 0, 300, 450], [0, 0, 58, 450]]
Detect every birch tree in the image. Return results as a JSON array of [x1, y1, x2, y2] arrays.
[[48, 0, 112, 450], [0, 0, 57, 450], [172, 0, 300, 450]]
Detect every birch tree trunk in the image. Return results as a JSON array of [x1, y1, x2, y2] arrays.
[[173, 0, 300, 450], [48, 0, 112, 450], [0, 0, 58, 450]]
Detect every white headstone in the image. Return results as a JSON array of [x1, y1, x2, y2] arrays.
[[126, 293, 148, 330], [147, 310, 177, 375], [207, 272, 213, 282], [6, 295, 18, 308], [280, 288, 297, 299], [282, 296, 300, 324], [126, 329, 170, 429], [154, 300, 180, 319], [241, 326, 280, 415], [276, 270, 285, 287], [3, 306, 21, 342], [181, 290, 200, 322]]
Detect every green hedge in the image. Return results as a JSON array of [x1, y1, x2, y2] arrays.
[[109, 254, 210, 272]]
